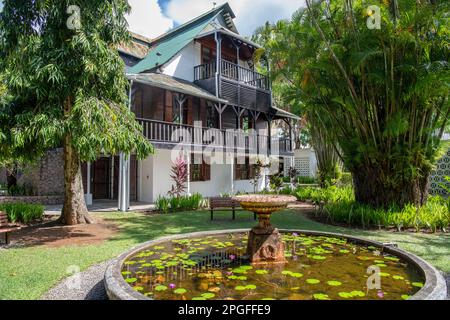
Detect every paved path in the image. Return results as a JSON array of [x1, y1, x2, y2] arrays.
[[41, 261, 113, 300]]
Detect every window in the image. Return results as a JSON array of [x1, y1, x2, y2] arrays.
[[190, 154, 211, 182], [234, 157, 254, 181]]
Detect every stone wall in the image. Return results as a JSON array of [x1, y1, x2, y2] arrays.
[[17, 148, 65, 196], [0, 195, 63, 205], [0, 149, 64, 197]]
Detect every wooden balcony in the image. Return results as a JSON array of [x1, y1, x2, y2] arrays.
[[137, 118, 293, 155], [194, 59, 271, 112]]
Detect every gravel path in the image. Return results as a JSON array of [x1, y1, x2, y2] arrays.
[[41, 260, 113, 300]]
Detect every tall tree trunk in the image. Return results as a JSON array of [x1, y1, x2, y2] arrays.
[[352, 165, 429, 208], [60, 134, 92, 225], [60, 96, 92, 225], [6, 163, 18, 189]]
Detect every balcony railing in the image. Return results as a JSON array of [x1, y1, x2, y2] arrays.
[[194, 59, 270, 91], [137, 118, 293, 155]]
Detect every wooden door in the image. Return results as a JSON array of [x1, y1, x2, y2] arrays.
[[93, 158, 110, 199]]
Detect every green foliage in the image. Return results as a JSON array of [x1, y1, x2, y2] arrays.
[[296, 186, 449, 232], [0, 202, 44, 224], [337, 172, 353, 188], [322, 197, 449, 233], [269, 174, 284, 193], [297, 176, 318, 185], [256, 0, 450, 207], [0, 0, 154, 163], [155, 194, 204, 214], [155, 196, 170, 214], [7, 184, 34, 196], [295, 186, 354, 204]]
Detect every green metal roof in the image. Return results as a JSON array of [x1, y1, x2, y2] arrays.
[[129, 3, 234, 74]]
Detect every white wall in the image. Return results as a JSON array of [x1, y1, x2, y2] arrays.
[[139, 149, 265, 202], [162, 41, 201, 82], [293, 148, 318, 178]]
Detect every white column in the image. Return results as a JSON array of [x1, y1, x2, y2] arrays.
[[85, 162, 93, 206], [230, 156, 235, 194], [186, 152, 191, 196], [118, 153, 130, 212]]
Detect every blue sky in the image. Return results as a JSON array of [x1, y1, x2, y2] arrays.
[[0, 1, 305, 39]]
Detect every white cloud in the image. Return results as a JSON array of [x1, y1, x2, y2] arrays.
[[126, 0, 174, 39], [164, 0, 305, 36]]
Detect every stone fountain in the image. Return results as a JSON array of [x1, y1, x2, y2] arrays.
[[232, 194, 296, 265]]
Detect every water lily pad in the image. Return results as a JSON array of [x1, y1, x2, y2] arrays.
[[313, 293, 330, 300], [310, 255, 326, 260], [192, 297, 207, 300], [174, 288, 187, 295], [246, 284, 257, 290], [291, 272, 303, 278], [392, 275, 404, 280], [262, 298, 275, 300], [121, 271, 131, 276], [327, 280, 342, 286], [235, 286, 246, 291], [401, 295, 410, 300], [134, 286, 144, 292], [306, 279, 320, 284], [350, 291, 365, 297], [201, 292, 215, 299], [125, 278, 137, 284], [376, 264, 387, 267], [255, 270, 268, 275], [155, 285, 168, 292], [339, 250, 350, 254], [379, 272, 390, 277], [338, 292, 352, 298], [412, 282, 424, 288]]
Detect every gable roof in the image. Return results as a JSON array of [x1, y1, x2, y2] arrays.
[[128, 3, 235, 74]]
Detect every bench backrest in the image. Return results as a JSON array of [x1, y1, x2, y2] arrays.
[[0, 212, 8, 227], [209, 197, 240, 209]]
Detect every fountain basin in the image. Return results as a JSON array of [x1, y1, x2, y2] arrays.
[[104, 229, 447, 300]]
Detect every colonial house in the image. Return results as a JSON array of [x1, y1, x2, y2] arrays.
[[81, 3, 298, 210]]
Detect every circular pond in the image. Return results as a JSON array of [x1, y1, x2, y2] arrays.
[[105, 230, 447, 300]]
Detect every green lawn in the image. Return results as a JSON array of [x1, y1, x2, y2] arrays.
[[0, 210, 449, 300]]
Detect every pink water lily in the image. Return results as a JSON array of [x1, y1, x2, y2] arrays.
[[229, 254, 236, 260], [377, 290, 384, 298], [292, 233, 299, 237], [169, 283, 176, 289]]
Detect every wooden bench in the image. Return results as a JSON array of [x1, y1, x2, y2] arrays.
[[209, 197, 257, 221], [0, 212, 21, 245]]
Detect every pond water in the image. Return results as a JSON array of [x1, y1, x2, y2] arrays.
[[121, 233, 424, 300]]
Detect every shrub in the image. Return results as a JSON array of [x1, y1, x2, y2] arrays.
[[0, 202, 44, 224], [269, 174, 284, 193], [155, 196, 170, 214], [155, 194, 204, 214], [337, 172, 353, 187], [297, 176, 318, 184], [321, 195, 449, 232]]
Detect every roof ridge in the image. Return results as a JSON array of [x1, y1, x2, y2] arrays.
[[150, 2, 233, 45]]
